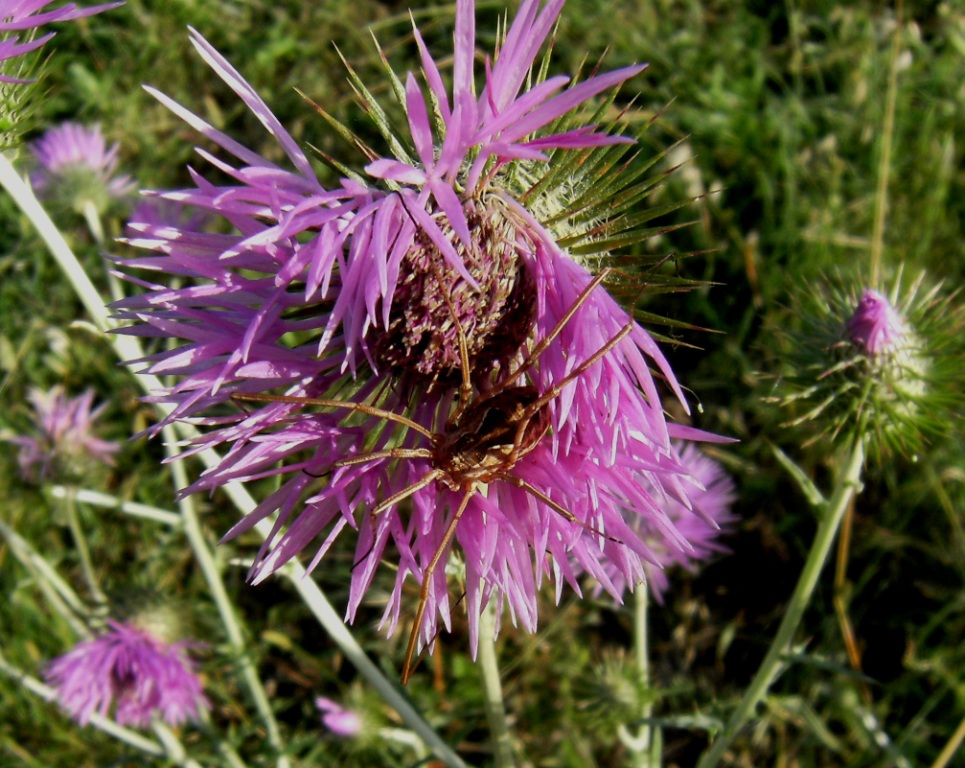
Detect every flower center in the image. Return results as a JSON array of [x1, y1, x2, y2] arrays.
[[374, 196, 535, 391]]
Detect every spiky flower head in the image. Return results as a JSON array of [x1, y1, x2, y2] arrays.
[[768, 272, 964, 458], [0, 2, 121, 147], [30, 122, 134, 218], [115, 0, 727, 673], [5, 385, 118, 482], [0, 1, 121, 83], [45, 618, 208, 729]]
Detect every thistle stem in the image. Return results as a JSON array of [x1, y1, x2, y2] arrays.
[[478, 599, 515, 768], [697, 437, 866, 768], [61, 486, 108, 611], [0, 518, 91, 638], [632, 585, 661, 768]]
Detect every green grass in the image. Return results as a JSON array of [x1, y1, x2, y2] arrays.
[[1, 1, 963, 766]]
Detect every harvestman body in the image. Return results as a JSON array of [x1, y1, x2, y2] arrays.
[[236, 267, 637, 684]]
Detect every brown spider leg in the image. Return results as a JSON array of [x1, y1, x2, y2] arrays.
[[497, 472, 622, 545], [489, 267, 614, 398], [335, 447, 432, 468], [401, 488, 474, 685], [231, 392, 434, 440], [423, 242, 475, 425], [503, 320, 635, 469], [350, 468, 446, 570]]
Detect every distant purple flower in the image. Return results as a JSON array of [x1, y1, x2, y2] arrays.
[[116, 0, 729, 670], [601, 443, 736, 602], [9, 386, 118, 482], [45, 620, 208, 729], [30, 122, 134, 210], [847, 289, 908, 357], [316, 696, 362, 738], [0, 1, 122, 83]]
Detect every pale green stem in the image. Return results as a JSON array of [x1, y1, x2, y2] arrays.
[[0, 650, 166, 757], [81, 198, 126, 304], [0, 518, 91, 638], [697, 437, 866, 768], [0, 154, 112, 335], [4, 145, 465, 768], [161, 424, 289, 768], [51, 486, 182, 528], [478, 599, 515, 768], [81, 198, 106, 246], [633, 585, 661, 767], [149, 721, 204, 768], [61, 486, 108, 610], [931, 712, 965, 768]]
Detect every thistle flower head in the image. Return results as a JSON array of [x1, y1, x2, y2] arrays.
[[6, 385, 118, 482], [768, 273, 964, 458], [0, 1, 122, 84], [847, 289, 909, 357], [115, 0, 730, 671], [45, 619, 208, 729], [1, 2, 121, 148], [598, 442, 736, 601], [30, 122, 134, 216]]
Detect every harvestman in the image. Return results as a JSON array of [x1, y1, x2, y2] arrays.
[[236, 266, 641, 684]]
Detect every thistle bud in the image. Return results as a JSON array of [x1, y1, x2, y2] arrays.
[[768, 273, 963, 458]]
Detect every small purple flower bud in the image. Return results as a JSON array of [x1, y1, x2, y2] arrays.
[[315, 696, 363, 738], [847, 289, 908, 357]]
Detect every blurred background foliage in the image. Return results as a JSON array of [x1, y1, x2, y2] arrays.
[[1, 0, 962, 766]]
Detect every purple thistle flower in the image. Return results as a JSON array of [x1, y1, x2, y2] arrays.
[[846, 289, 908, 357], [115, 0, 730, 673], [0, 1, 122, 83], [30, 122, 134, 211], [45, 619, 208, 729], [8, 385, 119, 482], [600, 443, 737, 602], [316, 696, 363, 738]]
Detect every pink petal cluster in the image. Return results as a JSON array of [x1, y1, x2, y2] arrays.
[[602, 443, 736, 602], [846, 289, 908, 356], [116, 0, 731, 666], [45, 620, 208, 728], [10, 386, 118, 482], [30, 122, 134, 200], [0, 1, 121, 83]]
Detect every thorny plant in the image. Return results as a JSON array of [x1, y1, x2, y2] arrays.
[[235, 266, 655, 684]]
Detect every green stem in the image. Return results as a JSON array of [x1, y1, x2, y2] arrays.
[[51, 486, 182, 527], [634, 585, 661, 767], [478, 599, 515, 768], [62, 486, 108, 610], [698, 437, 866, 768], [0, 518, 91, 638]]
